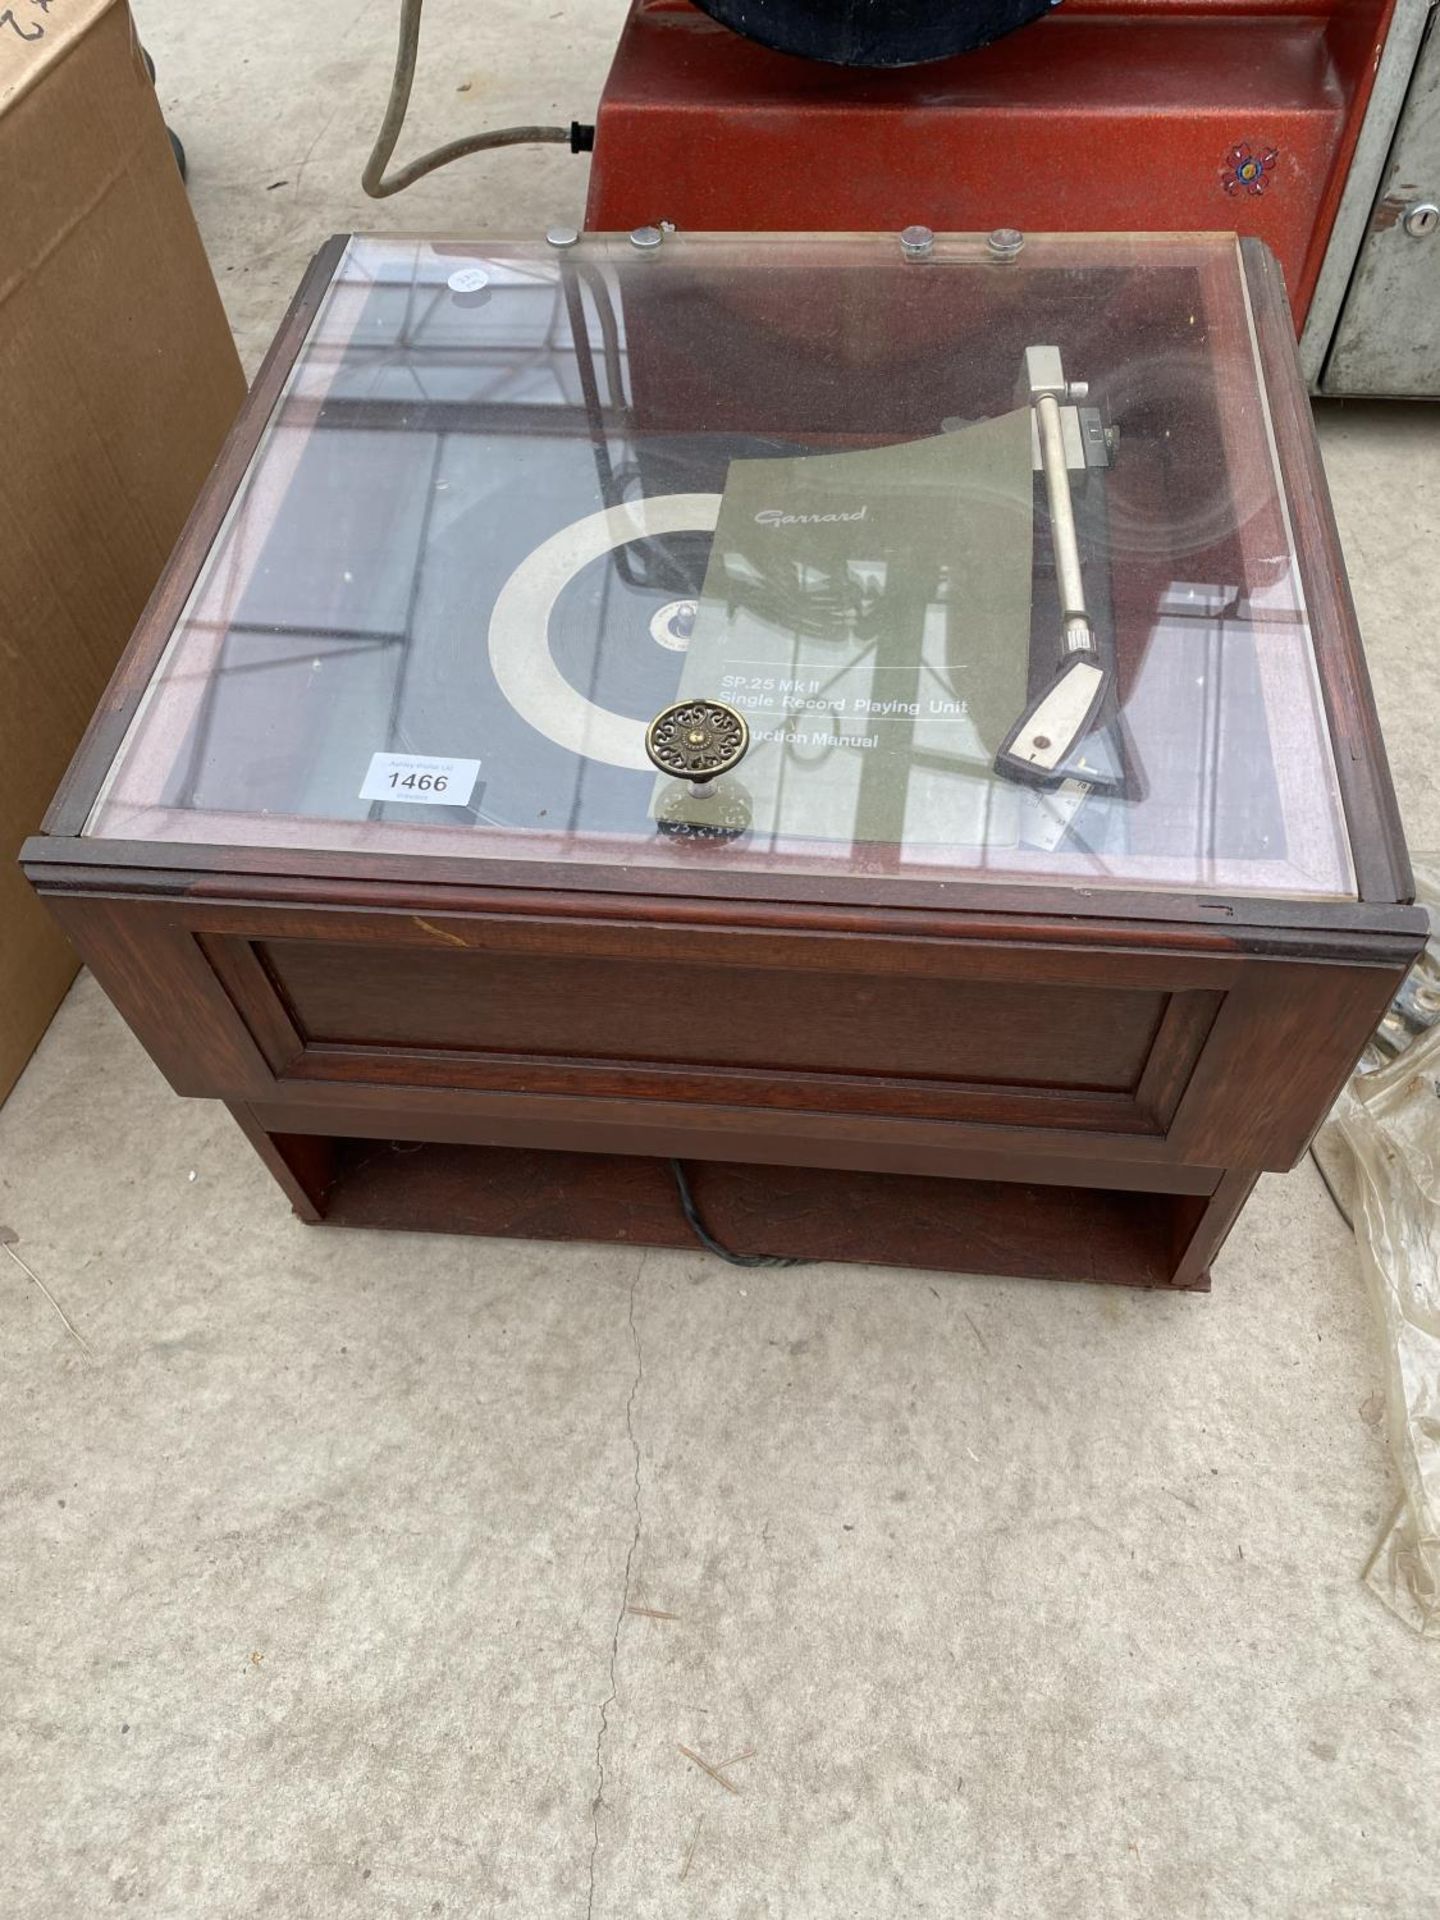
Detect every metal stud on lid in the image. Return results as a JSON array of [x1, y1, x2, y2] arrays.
[[629, 225, 664, 249], [900, 225, 934, 259], [987, 227, 1025, 260], [546, 225, 580, 248]]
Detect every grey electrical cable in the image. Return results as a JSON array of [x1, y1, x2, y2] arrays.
[[362, 0, 570, 199]]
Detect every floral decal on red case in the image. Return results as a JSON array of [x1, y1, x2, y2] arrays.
[[1222, 144, 1279, 195]]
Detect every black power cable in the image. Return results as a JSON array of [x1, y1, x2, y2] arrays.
[[668, 1161, 808, 1269]]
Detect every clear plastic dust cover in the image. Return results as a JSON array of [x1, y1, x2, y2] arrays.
[[87, 231, 1355, 901]]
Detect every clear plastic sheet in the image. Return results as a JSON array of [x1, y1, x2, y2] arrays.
[[1321, 858, 1440, 1635]]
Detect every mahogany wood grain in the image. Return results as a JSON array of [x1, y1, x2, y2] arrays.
[[34, 883, 1415, 1181], [257, 937, 1167, 1089], [197, 934, 305, 1075], [237, 1092, 1225, 1191], [227, 1106, 328, 1224], [1170, 1168, 1258, 1290], [1134, 990, 1223, 1129], [277, 1047, 1159, 1136], [249, 1132, 1208, 1290], [1166, 956, 1401, 1167], [39, 896, 275, 1100], [211, 901, 1249, 989], [22, 837, 1430, 951]]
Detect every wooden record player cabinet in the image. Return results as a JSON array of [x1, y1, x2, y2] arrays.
[[22, 232, 1426, 1289]]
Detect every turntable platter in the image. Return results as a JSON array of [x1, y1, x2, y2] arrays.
[[487, 493, 721, 770]]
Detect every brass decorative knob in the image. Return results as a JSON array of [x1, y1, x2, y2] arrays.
[[645, 699, 749, 793]]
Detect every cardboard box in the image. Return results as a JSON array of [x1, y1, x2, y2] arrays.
[[0, 0, 244, 1103]]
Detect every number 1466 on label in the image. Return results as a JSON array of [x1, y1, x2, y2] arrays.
[[358, 752, 481, 806]]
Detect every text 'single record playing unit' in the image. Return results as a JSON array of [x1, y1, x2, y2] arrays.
[[24, 231, 1426, 1287]]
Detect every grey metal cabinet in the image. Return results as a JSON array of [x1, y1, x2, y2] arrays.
[[1315, 4, 1440, 396]]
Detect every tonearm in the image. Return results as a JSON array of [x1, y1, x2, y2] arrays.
[[994, 345, 1111, 793]]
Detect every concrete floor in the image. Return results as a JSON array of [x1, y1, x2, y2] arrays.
[[3, 3, 1439, 1913]]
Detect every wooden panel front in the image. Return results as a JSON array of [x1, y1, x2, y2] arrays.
[[39, 889, 1416, 1175], [259, 937, 1166, 1090], [194, 929, 1226, 1138]]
